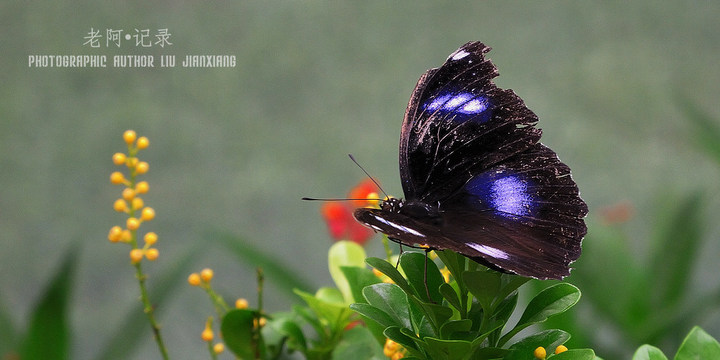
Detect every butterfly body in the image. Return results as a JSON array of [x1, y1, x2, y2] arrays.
[[354, 42, 587, 279]]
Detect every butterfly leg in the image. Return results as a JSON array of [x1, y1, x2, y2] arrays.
[[424, 249, 434, 303]]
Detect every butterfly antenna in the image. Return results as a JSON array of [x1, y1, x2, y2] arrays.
[[348, 154, 390, 199]]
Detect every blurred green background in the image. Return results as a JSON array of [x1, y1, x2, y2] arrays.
[[2, 1, 719, 359]]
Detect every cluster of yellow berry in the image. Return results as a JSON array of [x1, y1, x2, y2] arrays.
[[108, 130, 158, 264], [534, 344, 568, 359], [188, 267, 267, 356], [383, 339, 406, 359], [188, 269, 226, 355]]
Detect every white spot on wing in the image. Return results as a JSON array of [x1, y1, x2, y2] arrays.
[[467, 242, 510, 260], [450, 49, 470, 61], [374, 217, 425, 238]]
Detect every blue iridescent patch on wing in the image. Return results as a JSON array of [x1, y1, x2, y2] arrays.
[[423, 90, 492, 123], [465, 171, 536, 217]]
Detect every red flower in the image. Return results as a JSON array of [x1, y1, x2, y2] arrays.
[[321, 179, 380, 245]]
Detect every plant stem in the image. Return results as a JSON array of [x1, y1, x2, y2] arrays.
[[135, 261, 170, 360], [254, 268, 264, 360]]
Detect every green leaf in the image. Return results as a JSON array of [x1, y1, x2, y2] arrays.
[[505, 329, 570, 360], [492, 292, 519, 326], [550, 349, 596, 360], [423, 337, 473, 360], [265, 315, 307, 352], [361, 283, 412, 330], [316, 286, 345, 305], [366, 257, 414, 295], [332, 326, 385, 360], [676, 95, 720, 165], [649, 193, 704, 310], [500, 283, 580, 346], [340, 266, 381, 305], [674, 326, 720, 360], [400, 252, 444, 303], [486, 292, 519, 345], [293, 304, 324, 339], [463, 270, 502, 313], [19, 249, 77, 360], [472, 346, 507, 359], [495, 275, 531, 308], [632, 344, 668, 360], [439, 282, 462, 312], [222, 309, 264, 359], [295, 289, 351, 331], [350, 303, 397, 329], [384, 326, 425, 358], [408, 296, 454, 337], [435, 250, 466, 285], [439, 319, 473, 339], [328, 241, 367, 304]]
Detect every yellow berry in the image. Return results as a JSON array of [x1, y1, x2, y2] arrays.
[[384, 339, 399, 357], [126, 217, 140, 231], [391, 352, 404, 360], [145, 248, 159, 261], [235, 298, 249, 309], [201, 328, 214, 342], [112, 153, 127, 166], [555, 345, 568, 354], [122, 188, 135, 201], [144, 232, 158, 245], [108, 226, 123, 242], [123, 130, 137, 145], [383, 346, 394, 358], [131, 197, 144, 210], [141, 207, 155, 221], [130, 249, 144, 264], [113, 199, 128, 213], [188, 273, 201, 286], [121, 229, 132, 242], [534, 346, 546, 360], [126, 157, 138, 168], [253, 317, 267, 328], [200, 268, 214, 283], [136, 136, 149, 149], [110, 171, 126, 184], [135, 181, 149, 194], [213, 343, 224, 354], [135, 161, 149, 174]]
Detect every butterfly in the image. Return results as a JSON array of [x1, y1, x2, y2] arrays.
[[354, 42, 588, 280]]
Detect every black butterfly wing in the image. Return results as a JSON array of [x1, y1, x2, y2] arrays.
[[354, 41, 587, 279], [400, 41, 541, 201], [356, 144, 587, 279]]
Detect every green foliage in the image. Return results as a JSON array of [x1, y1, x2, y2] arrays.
[[632, 326, 720, 360], [351, 250, 595, 359], [544, 190, 719, 357], [221, 241, 383, 359], [94, 244, 204, 360], [222, 309, 265, 359], [18, 250, 76, 360]]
